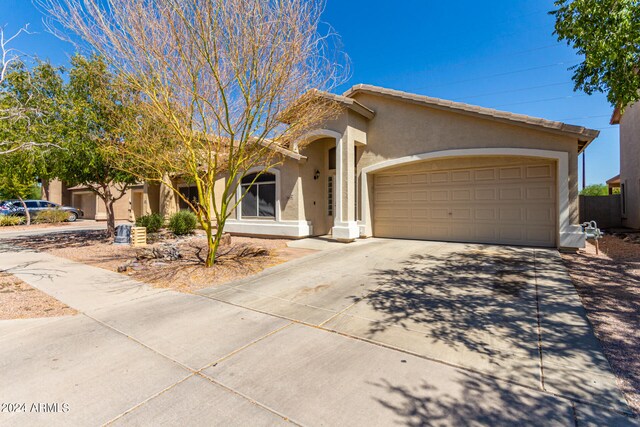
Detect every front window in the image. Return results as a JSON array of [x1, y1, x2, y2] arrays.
[[178, 186, 199, 211], [241, 172, 276, 218]]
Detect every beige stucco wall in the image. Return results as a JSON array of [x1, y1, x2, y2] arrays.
[[347, 93, 581, 224], [619, 102, 640, 229], [280, 158, 302, 221], [42, 179, 71, 206]]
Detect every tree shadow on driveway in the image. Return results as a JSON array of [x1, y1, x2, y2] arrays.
[[362, 246, 539, 359], [352, 245, 629, 410]]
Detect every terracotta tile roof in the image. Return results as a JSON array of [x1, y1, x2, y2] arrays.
[[343, 84, 600, 142], [314, 90, 375, 120]]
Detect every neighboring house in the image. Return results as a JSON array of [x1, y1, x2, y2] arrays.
[[44, 84, 599, 249], [42, 180, 156, 222], [606, 174, 621, 195], [611, 104, 640, 229]]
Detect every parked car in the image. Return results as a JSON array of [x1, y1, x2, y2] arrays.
[[0, 200, 84, 222]]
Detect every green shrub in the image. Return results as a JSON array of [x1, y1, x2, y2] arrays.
[[580, 184, 608, 196], [0, 215, 25, 226], [168, 210, 197, 235], [135, 213, 164, 233], [34, 209, 72, 224]]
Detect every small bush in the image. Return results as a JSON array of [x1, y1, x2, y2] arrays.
[[34, 209, 71, 224], [136, 213, 164, 233], [0, 215, 24, 226], [580, 184, 608, 196], [168, 210, 197, 235]]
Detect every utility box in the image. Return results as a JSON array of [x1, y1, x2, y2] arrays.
[[131, 226, 147, 247], [114, 224, 132, 245]]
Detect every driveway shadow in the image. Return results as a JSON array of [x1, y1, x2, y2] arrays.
[[347, 245, 629, 409], [362, 246, 538, 358]]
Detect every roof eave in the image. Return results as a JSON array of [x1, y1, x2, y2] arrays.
[[344, 84, 599, 143], [315, 91, 375, 120], [610, 107, 622, 125]]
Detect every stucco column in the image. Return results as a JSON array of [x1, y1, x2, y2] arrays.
[[42, 179, 64, 204], [159, 174, 178, 219], [332, 132, 359, 241], [142, 183, 151, 216]]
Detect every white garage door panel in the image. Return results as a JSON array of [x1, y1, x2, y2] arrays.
[[373, 160, 557, 247]]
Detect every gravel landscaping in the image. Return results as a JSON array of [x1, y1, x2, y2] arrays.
[[561, 234, 640, 415], [0, 272, 77, 320], [7, 230, 315, 293]]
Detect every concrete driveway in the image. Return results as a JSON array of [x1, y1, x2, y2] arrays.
[[0, 238, 635, 426]]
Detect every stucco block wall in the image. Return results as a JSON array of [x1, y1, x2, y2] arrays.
[[620, 102, 640, 229], [350, 93, 581, 224]]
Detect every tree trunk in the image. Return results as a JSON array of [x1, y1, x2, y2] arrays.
[[99, 185, 117, 239], [203, 207, 230, 268], [204, 221, 216, 267], [17, 196, 30, 226], [207, 222, 228, 267], [104, 199, 116, 238]]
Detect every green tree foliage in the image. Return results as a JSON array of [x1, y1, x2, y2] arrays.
[[580, 183, 609, 196], [0, 60, 65, 155], [2, 55, 140, 236], [552, 0, 640, 108], [0, 148, 44, 225], [51, 55, 138, 237]]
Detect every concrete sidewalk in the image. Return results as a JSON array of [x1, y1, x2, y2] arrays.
[[0, 243, 636, 426]]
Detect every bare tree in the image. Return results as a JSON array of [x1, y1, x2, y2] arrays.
[[0, 25, 63, 156], [37, 0, 347, 266], [0, 25, 31, 155], [0, 26, 28, 84]]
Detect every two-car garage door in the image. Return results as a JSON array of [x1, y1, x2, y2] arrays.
[[373, 158, 557, 247]]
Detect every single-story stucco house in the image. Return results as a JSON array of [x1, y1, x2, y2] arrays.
[[611, 103, 640, 230], [44, 85, 599, 250]]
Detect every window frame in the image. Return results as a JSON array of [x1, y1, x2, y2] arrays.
[[237, 168, 280, 221]]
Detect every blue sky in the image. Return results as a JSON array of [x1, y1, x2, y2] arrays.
[[2, 0, 619, 186]]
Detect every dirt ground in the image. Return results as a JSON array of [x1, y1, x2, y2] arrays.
[[0, 272, 77, 320], [7, 230, 316, 293], [561, 234, 640, 415]]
